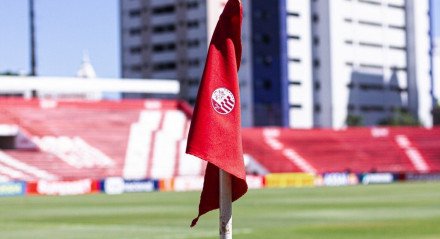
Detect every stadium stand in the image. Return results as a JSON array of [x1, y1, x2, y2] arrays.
[[0, 98, 204, 180], [242, 127, 440, 174], [0, 98, 439, 182]]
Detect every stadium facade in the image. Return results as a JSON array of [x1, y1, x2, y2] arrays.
[[120, 0, 434, 128]]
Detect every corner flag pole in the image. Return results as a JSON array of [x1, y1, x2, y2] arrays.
[[187, 0, 247, 232], [220, 169, 232, 239], [220, 1, 240, 237]]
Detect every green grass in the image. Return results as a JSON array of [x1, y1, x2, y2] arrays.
[[1, 182, 440, 239]]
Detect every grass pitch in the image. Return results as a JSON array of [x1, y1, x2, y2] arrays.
[[1, 182, 439, 239]]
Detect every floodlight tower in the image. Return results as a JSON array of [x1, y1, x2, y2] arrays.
[[29, 0, 37, 76]]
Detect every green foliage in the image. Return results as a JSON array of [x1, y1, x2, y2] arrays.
[[378, 109, 420, 126], [0, 71, 19, 76], [0, 182, 440, 239], [346, 114, 363, 126], [433, 103, 440, 126]]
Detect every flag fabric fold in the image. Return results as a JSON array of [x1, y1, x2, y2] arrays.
[[185, 0, 248, 227]]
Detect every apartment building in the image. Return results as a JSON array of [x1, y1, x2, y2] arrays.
[[251, 0, 432, 128], [121, 0, 433, 128], [120, 0, 254, 126]]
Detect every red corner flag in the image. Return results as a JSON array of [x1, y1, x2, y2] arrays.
[[186, 0, 248, 227]]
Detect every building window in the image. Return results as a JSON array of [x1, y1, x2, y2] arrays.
[[187, 39, 200, 48], [388, 24, 406, 30], [360, 105, 385, 112], [130, 65, 142, 72], [291, 104, 302, 109], [389, 45, 406, 51], [187, 20, 199, 28], [152, 5, 175, 14], [313, 59, 320, 67], [359, 63, 383, 70], [313, 36, 320, 45], [153, 61, 176, 71], [359, 83, 384, 90], [358, 0, 381, 6], [255, 34, 271, 44], [287, 12, 300, 17], [187, 78, 199, 87], [263, 56, 273, 66], [358, 20, 382, 27], [129, 9, 141, 17], [152, 42, 176, 52], [129, 46, 142, 54], [189, 98, 196, 105], [188, 59, 200, 67], [359, 42, 383, 48], [257, 78, 272, 90], [263, 79, 272, 90], [312, 14, 319, 23], [256, 55, 273, 66], [391, 66, 407, 71], [314, 104, 321, 113], [152, 24, 176, 33], [387, 3, 405, 9], [314, 81, 321, 90], [288, 35, 301, 40], [129, 28, 142, 36], [187, 1, 199, 9], [254, 10, 270, 20]]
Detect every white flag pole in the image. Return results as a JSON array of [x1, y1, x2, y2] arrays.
[[220, 1, 241, 238], [220, 169, 232, 239]]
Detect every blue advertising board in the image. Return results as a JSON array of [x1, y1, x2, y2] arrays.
[[101, 177, 158, 194], [0, 181, 26, 197]]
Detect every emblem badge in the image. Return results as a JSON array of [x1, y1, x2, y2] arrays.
[[211, 88, 235, 115]]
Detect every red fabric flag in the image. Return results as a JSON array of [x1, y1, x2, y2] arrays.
[[186, 0, 248, 227]]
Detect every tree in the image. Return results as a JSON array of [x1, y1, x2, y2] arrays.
[[0, 71, 19, 76], [346, 114, 363, 126], [433, 104, 440, 126], [378, 109, 420, 126]]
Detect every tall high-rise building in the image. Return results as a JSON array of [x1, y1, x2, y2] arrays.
[[120, 0, 433, 128], [251, 0, 432, 128], [120, 0, 254, 126], [251, 0, 313, 127]]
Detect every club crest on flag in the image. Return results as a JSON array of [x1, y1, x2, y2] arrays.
[[211, 88, 235, 115]]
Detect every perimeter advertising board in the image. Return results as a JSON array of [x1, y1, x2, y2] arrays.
[[264, 173, 315, 188], [27, 179, 99, 196], [0, 181, 26, 197], [360, 173, 394, 184], [102, 177, 158, 194]]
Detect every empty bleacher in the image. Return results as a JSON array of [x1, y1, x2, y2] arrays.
[[0, 98, 203, 181], [0, 97, 439, 182], [242, 127, 440, 174]]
